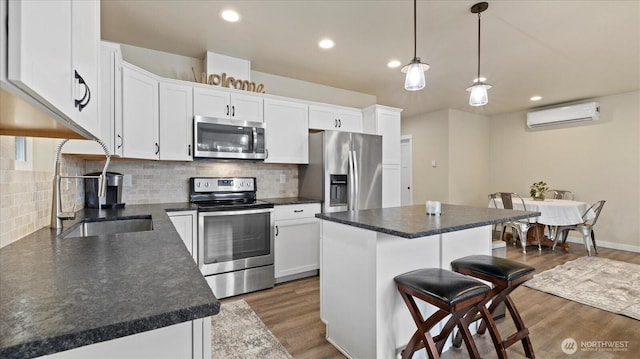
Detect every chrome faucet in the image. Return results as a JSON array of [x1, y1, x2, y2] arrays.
[[51, 138, 111, 230]]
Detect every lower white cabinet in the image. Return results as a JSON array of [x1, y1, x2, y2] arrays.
[[168, 210, 197, 263], [273, 203, 321, 282], [42, 318, 211, 359]]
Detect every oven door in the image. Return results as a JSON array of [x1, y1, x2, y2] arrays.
[[194, 116, 266, 160], [198, 208, 273, 276]]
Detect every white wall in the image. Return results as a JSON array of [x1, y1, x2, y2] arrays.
[[401, 109, 450, 204], [448, 109, 490, 206], [489, 91, 640, 251], [401, 109, 491, 206], [119, 44, 376, 108]]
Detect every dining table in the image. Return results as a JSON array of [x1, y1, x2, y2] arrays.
[[490, 197, 596, 251]]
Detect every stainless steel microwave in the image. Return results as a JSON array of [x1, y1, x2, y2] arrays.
[[193, 116, 266, 160]]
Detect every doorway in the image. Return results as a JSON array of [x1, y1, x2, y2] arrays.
[[400, 135, 413, 205]]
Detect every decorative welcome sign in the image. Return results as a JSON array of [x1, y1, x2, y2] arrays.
[[193, 51, 266, 93], [192, 68, 265, 93]]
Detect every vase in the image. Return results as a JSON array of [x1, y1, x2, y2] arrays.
[[533, 196, 544, 201]]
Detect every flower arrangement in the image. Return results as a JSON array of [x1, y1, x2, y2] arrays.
[[529, 181, 549, 200]]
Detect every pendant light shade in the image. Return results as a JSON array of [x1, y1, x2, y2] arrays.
[[402, 0, 429, 91], [467, 2, 491, 106]]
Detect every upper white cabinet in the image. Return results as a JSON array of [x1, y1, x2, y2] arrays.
[[263, 98, 309, 164], [363, 105, 403, 208], [160, 80, 193, 161], [363, 105, 402, 165], [309, 104, 363, 132], [6, 0, 100, 138], [62, 42, 123, 156], [121, 63, 159, 160], [193, 86, 263, 123]]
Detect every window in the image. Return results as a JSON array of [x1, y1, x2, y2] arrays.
[[14, 136, 33, 171]]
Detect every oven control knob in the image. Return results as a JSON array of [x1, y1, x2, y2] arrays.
[[204, 182, 209, 187], [196, 182, 201, 188]]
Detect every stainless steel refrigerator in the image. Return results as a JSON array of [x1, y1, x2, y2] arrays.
[[299, 131, 382, 213]]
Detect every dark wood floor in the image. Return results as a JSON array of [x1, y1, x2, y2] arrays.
[[230, 242, 640, 358]]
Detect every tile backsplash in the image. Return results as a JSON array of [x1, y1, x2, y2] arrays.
[[85, 159, 299, 204], [0, 138, 83, 247]]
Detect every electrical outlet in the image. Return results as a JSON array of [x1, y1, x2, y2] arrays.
[[123, 174, 132, 187], [279, 173, 286, 184]]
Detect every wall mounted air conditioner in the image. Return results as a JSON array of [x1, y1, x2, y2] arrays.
[[526, 101, 600, 128]]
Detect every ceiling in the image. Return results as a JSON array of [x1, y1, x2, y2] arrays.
[[101, 0, 640, 118]]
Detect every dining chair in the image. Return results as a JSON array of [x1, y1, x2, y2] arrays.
[[553, 200, 606, 256], [498, 192, 541, 254], [488, 193, 501, 236], [547, 189, 574, 200]]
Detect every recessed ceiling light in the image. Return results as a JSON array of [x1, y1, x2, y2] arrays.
[[220, 9, 240, 22], [530, 95, 543, 101], [473, 77, 487, 83], [387, 60, 402, 68], [318, 39, 335, 49]]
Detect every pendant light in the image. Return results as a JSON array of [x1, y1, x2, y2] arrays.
[[401, 0, 429, 91], [467, 2, 491, 106]]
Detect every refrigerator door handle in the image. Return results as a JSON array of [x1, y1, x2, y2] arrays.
[[352, 150, 359, 211], [348, 150, 354, 210]]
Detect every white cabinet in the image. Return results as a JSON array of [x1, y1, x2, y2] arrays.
[[42, 318, 211, 359], [193, 86, 263, 123], [168, 210, 197, 263], [363, 105, 402, 165], [273, 203, 321, 282], [382, 164, 401, 208], [160, 81, 193, 161], [363, 105, 403, 207], [309, 104, 363, 132], [62, 42, 123, 156], [121, 63, 159, 160], [6, 0, 100, 138], [263, 98, 309, 164]]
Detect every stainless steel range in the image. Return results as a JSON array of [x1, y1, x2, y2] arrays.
[[190, 177, 274, 299]]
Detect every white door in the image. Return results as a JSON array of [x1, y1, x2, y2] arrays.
[[159, 81, 193, 161], [400, 136, 413, 206]]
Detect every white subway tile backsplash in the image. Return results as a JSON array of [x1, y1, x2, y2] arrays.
[[84, 159, 298, 205]]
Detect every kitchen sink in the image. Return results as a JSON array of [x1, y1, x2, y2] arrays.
[[59, 216, 153, 239]]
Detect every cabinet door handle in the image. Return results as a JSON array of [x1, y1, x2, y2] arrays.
[[338, 119, 342, 127], [188, 144, 191, 156], [294, 209, 304, 213], [74, 70, 91, 112], [117, 134, 123, 149], [226, 105, 230, 116], [265, 149, 269, 159], [231, 105, 235, 117], [155, 142, 159, 155], [275, 225, 279, 236], [334, 119, 338, 127]]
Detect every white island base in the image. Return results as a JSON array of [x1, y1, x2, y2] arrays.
[[320, 220, 492, 359]]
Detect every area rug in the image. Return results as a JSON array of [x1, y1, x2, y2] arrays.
[[211, 299, 293, 359], [524, 257, 640, 320]]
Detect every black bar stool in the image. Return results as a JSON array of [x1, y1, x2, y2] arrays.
[[451, 255, 535, 359], [394, 268, 493, 359]]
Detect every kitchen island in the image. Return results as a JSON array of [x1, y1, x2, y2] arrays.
[[316, 203, 539, 359], [0, 203, 219, 359]]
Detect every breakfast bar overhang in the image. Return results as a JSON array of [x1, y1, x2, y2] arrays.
[[316, 204, 539, 359]]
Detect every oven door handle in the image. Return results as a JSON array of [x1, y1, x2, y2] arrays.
[[198, 208, 273, 217]]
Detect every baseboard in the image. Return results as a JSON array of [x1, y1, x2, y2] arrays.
[[564, 235, 640, 253]]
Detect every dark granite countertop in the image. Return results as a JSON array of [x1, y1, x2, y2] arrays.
[[316, 204, 540, 239], [261, 197, 321, 205], [0, 203, 219, 359]]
